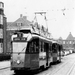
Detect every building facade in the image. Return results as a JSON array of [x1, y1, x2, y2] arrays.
[[7, 15, 31, 52], [0, 2, 4, 53], [0, 2, 7, 54], [57, 32, 75, 51]]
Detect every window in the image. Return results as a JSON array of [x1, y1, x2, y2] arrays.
[[0, 29, 3, 38], [52, 43, 57, 53], [41, 42, 43, 52], [36, 41, 39, 52], [30, 42, 34, 52], [0, 43, 3, 53], [44, 43, 48, 52], [49, 43, 52, 52], [0, 3, 4, 8], [63, 41, 65, 44], [17, 23, 22, 27], [27, 39, 39, 53], [1, 43, 3, 48], [0, 15, 3, 24], [70, 41, 71, 44], [41, 42, 45, 52], [13, 42, 27, 52]]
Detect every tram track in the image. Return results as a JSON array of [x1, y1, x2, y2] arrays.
[[66, 61, 75, 75], [36, 58, 69, 75], [0, 66, 10, 70], [46, 60, 70, 75], [0, 66, 14, 75], [40, 56, 74, 75], [45, 58, 75, 75]]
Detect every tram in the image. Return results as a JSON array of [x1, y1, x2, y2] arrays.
[[52, 43, 62, 63], [11, 29, 52, 71], [10, 29, 62, 72], [10, 12, 62, 72]]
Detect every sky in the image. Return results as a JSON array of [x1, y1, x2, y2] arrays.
[[1, 0, 75, 39]]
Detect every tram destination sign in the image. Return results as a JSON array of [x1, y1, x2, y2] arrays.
[[13, 37, 27, 41]]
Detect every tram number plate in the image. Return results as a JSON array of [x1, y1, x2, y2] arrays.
[[14, 38, 27, 41]]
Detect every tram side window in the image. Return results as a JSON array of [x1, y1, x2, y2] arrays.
[[30, 42, 34, 53], [44, 43, 49, 52], [33, 41, 36, 52], [59, 45, 62, 51], [29, 40, 39, 53], [57, 44, 59, 51], [44, 43, 46, 52], [26, 41, 34, 53], [41, 42, 44, 52], [36, 41, 39, 52], [47, 43, 49, 52], [26, 42, 32, 53], [33, 40, 39, 52], [49, 43, 52, 52], [39, 41, 41, 52], [52, 44, 57, 53]]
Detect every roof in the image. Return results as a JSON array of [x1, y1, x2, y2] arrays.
[[7, 15, 31, 30], [7, 22, 13, 29], [66, 32, 74, 40]]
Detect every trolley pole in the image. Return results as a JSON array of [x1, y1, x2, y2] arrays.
[[34, 11, 48, 34]]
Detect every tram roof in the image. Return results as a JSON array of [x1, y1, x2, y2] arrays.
[[31, 33, 56, 43], [11, 31, 57, 44]]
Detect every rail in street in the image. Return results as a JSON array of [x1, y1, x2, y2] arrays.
[[0, 54, 75, 75], [37, 53, 75, 75]]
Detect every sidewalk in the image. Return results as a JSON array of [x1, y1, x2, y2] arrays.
[[0, 61, 10, 69]]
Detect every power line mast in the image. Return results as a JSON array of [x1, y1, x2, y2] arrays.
[[34, 11, 48, 32]]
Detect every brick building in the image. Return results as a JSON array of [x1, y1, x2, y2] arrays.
[[57, 32, 75, 51], [0, 2, 7, 54]]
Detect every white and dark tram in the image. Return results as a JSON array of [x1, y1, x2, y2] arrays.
[[11, 29, 62, 72]]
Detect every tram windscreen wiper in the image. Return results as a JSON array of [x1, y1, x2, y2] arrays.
[[18, 47, 26, 55]]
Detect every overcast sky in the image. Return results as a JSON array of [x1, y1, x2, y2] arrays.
[[1, 0, 75, 39]]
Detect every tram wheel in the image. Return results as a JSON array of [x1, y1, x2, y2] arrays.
[[49, 62, 51, 67], [40, 65, 45, 71]]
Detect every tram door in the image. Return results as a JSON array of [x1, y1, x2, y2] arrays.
[[52, 43, 58, 62], [44, 43, 49, 66], [58, 45, 62, 62], [29, 39, 39, 69]]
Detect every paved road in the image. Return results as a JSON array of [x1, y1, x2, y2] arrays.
[[0, 61, 14, 75], [0, 54, 75, 75], [37, 53, 75, 75], [0, 61, 10, 69]]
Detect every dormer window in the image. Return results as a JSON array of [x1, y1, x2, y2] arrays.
[[17, 23, 22, 27], [70, 41, 72, 44], [63, 41, 65, 44]]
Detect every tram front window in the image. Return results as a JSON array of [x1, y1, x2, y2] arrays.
[[13, 42, 27, 53]]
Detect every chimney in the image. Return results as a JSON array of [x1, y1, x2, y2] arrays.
[[23, 16, 27, 19], [20, 14, 23, 18]]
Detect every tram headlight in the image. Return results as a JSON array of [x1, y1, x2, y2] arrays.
[[17, 60, 20, 64], [11, 56, 12, 59]]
